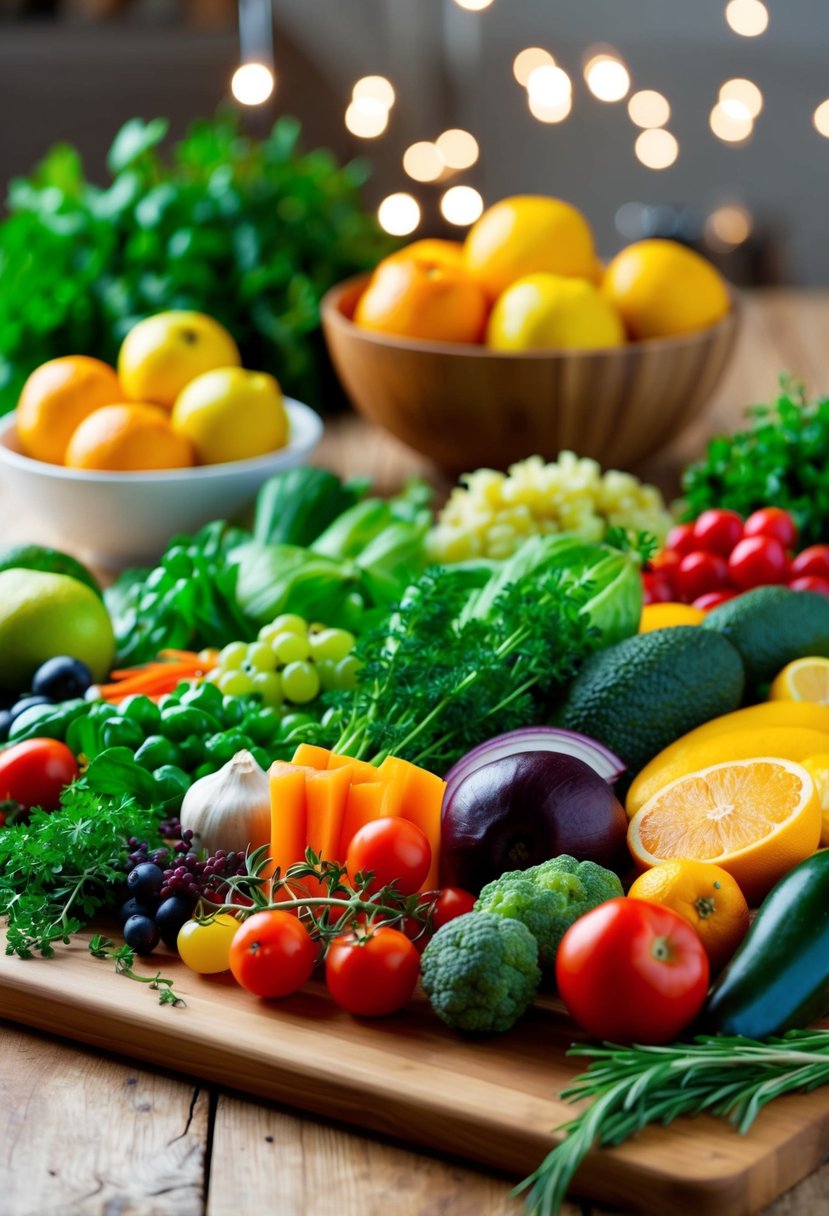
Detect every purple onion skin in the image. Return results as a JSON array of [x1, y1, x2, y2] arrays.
[[440, 751, 629, 894]]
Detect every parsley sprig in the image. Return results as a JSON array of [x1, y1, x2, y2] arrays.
[[88, 935, 185, 1007]]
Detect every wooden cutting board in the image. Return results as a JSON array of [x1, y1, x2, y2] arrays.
[[0, 930, 827, 1216]]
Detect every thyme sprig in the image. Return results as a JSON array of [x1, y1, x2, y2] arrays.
[[88, 935, 186, 1007], [515, 1030, 829, 1216]]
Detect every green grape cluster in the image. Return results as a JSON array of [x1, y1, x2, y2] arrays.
[[207, 614, 360, 709]]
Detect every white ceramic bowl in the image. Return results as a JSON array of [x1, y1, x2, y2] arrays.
[[0, 398, 323, 570]]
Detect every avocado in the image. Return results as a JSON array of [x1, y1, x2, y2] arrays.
[[701, 586, 829, 692], [557, 626, 745, 777]]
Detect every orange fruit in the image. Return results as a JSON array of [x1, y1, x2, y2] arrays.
[[602, 239, 730, 340], [16, 356, 124, 465], [628, 859, 750, 973], [627, 757, 821, 906], [386, 239, 465, 269], [769, 656, 829, 704], [464, 196, 597, 302], [64, 403, 195, 471], [486, 273, 625, 351], [802, 754, 829, 846], [354, 257, 488, 344], [639, 602, 706, 632], [118, 311, 241, 408]]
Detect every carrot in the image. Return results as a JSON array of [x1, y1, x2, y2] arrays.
[[96, 650, 211, 702]]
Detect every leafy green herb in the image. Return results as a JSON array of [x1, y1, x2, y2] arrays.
[[681, 376, 829, 546], [0, 784, 162, 958], [516, 1031, 829, 1216], [320, 562, 597, 772], [88, 935, 185, 1007], [252, 468, 370, 548], [0, 113, 397, 408]]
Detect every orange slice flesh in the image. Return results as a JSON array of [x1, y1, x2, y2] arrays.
[[627, 758, 821, 907], [769, 656, 829, 704]]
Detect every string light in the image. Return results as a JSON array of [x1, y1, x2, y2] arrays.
[[231, 63, 275, 106], [345, 97, 389, 139], [710, 102, 753, 143], [584, 54, 630, 103], [377, 193, 421, 236], [627, 90, 670, 129], [719, 78, 763, 120], [634, 128, 679, 169], [706, 204, 753, 250], [403, 142, 444, 183], [814, 100, 829, 137], [435, 129, 479, 170], [513, 47, 555, 86], [527, 64, 572, 109], [725, 0, 769, 37], [353, 76, 396, 109], [453, 0, 495, 9], [528, 93, 573, 124], [440, 186, 484, 226]]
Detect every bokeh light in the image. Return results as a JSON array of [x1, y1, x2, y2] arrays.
[[528, 93, 573, 124], [231, 63, 275, 106], [584, 55, 631, 103], [634, 128, 679, 169], [527, 64, 572, 108], [725, 0, 769, 37], [352, 76, 396, 109], [710, 102, 753, 143], [814, 100, 829, 137], [454, 0, 495, 9], [706, 204, 753, 250], [719, 78, 763, 120], [403, 142, 444, 182], [627, 90, 670, 129], [435, 128, 479, 170], [378, 193, 421, 236], [513, 47, 555, 87], [440, 186, 485, 226], [345, 97, 389, 139]]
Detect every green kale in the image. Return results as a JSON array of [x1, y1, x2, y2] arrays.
[[420, 911, 541, 1033], [475, 856, 623, 973]]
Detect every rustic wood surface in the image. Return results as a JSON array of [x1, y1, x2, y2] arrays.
[[1, 289, 828, 1215]]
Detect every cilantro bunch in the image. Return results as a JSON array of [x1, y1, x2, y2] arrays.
[[0, 113, 397, 408], [681, 378, 829, 546]]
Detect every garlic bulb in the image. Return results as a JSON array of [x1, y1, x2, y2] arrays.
[[180, 750, 270, 856]]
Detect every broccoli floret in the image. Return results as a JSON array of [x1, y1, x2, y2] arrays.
[[475, 855, 623, 972], [420, 911, 540, 1034]]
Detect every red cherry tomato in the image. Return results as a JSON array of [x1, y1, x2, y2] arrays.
[[788, 575, 829, 597], [728, 535, 789, 590], [642, 570, 675, 605], [555, 898, 710, 1044], [326, 927, 420, 1017], [345, 817, 431, 896], [665, 523, 697, 557], [228, 910, 317, 998], [691, 509, 744, 557], [692, 589, 739, 611], [432, 887, 477, 930], [0, 738, 79, 812], [649, 549, 680, 577], [790, 545, 829, 582], [743, 507, 798, 551], [674, 551, 730, 603]]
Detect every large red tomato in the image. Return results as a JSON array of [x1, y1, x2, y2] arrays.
[[325, 927, 420, 1017], [0, 738, 79, 812], [345, 817, 431, 896], [555, 898, 710, 1044], [229, 911, 317, 998]]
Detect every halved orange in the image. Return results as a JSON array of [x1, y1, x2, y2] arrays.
[[802, 754, 829, 846], [627, 758, 821, 906], [769, 656, 829, 704]]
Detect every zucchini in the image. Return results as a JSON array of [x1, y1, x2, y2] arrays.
[[703, 849, 829, 1038]]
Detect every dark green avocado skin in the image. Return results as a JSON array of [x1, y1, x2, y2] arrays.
[[703, 850, 829, 1038]]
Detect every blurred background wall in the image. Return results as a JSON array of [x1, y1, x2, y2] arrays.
[[1, 0, 828, 284]]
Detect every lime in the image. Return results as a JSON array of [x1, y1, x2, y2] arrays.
[[0, 569, 115, 690], [0, 544, 103, 599]]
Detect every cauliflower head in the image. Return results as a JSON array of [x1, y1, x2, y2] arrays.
[[475, 855, 623, 972], [420, 911, 540, 1034]]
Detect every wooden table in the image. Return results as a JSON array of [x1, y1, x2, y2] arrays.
[[1, 290, 829, 1216]]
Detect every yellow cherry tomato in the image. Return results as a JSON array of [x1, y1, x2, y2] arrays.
[[176, 913, 240, 974]]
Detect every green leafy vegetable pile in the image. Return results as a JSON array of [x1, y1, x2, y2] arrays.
[[681, 377, 829, 546], [0, 113, 397, 408]]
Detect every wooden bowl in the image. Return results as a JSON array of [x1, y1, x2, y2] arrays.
[[321, 276, 739, 473]]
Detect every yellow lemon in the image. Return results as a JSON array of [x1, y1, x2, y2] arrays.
[[171, 367, 288, 465], [769, 656, 829, 704], [802, 754, 829, 846], [118, 311, 241, 408], [464, 196, 597, 301], [639, 602, 706, 632], [486, 273, 625, 351], [602, 239, 731, 339]]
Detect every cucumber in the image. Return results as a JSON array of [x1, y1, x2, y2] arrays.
[[703, 849, 829, 1038]]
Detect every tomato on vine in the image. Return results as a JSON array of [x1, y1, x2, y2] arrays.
[[326, 926, 420, 1017], [229, 910, 317, 998], [345, 817, 431, 896]]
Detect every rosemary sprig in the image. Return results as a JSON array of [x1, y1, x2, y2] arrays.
[[88, 935, 186, 1007], [515, 1030, 829, 1216]]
